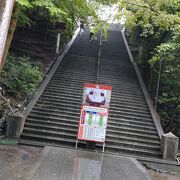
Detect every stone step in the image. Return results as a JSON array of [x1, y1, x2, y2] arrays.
[[40, 94, 82, 103], [33, 106, 80, 113], [49, 81, 142, 93], [106, 134, 160, 146], [110, 110, 151, 119], [26, 116, 155, 133], [26, 118, 78, 127], [41, 93, 82, 100], [110, 106, 150, 115], [47, 91, 144, 106], [26, 115, 155, 138], [23, 127, 76, 139], [27, 113, 157, 137], [105, 144, 161, 157], [106, 126, 157, 136], [106, 129, 158, 140], [28, 112, 79, 122], [110, 97, 147, 105], [20, 133, 76, 146], [44, 87, 83, 96], [27, 116, 78, 125], [109, 114, 153, 122], [36, 99, 149, 116], [108, 118, 154, 127], [42, 91, 83, 100], [105, 138, 160, 151], [36, 99, 81, 107], [50, 79, 92, 85], [34, 102, 150, 118], [52, 75, 96, 82], [33, 106, 151, 118], [110, 101, 148, 109], [40, 94, 147, 107], [111, 94, 145, 101], [30, 108, 152, 125], [108, 121, 156, 131], [111, 90, 144, 98], [24, 122, 77, 133], [30, 107, 152, 126], [45, 84, 144, 98], [53, 71, 96, 78], [100, 80, 140, 89]]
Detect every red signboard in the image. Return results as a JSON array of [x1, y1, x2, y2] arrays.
[[77, 83, 112, 143]]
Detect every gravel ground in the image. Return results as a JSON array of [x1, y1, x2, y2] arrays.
[[149, 170, 180, 180], [0, 145, 42, 180]]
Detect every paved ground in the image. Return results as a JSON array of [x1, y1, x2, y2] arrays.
[[0, 145, 179, 180], [0, 145, 42, 180], [23, 146, 152, 180]]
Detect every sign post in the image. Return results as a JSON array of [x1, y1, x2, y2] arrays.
[[76, 83, 112, 152]]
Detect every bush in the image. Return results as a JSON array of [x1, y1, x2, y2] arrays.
[[0, 55, 43, 99]]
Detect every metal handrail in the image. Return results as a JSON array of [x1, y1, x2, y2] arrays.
[[96, 30, 102, 83]]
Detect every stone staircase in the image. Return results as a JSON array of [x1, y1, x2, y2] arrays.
[[20, 29, 162, 157]]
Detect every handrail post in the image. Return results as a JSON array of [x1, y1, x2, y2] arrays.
[[96, 30, 102, 83]]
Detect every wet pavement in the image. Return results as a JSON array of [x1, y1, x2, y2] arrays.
[[0, 145, 180, 180], [0, 145, 42, 180], [24, 146, 152, 180]]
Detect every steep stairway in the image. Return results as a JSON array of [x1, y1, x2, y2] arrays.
[[98, 30, 161, 157], [20, 28, 162, 157]]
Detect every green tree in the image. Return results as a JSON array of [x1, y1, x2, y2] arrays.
[[0, 55, 42, 98], [1, 0, 98, 71], [118, 0, 180, 136]]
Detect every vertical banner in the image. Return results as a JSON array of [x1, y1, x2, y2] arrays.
[[77, 83, 112, 143]]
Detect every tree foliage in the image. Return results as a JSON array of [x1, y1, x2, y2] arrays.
[[0, 55, 42, 98], [15, 0, 97, 34], [116, 0, 180, 136]]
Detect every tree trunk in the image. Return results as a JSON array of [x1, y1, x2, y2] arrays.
[[166, 115, 175, 132], [0, 2, 20, 72]]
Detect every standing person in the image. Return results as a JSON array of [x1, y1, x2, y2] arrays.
[[89, 24, 96, 41], [80, 21, 84, 35]]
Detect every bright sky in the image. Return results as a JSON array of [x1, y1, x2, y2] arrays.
[[97, 5, 119, 23], [97, 4, 125, 25]]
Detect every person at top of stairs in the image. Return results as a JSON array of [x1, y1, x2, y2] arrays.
[[89, 24, 96, 41]]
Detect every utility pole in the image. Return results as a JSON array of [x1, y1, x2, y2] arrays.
[[0, 0, 15, 71], [56, 32, 61, 54], [155, 59, 162, 110]]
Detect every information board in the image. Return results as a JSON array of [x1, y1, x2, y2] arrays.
[[78, 105, 108, 142], [77, 83, 112, 143]]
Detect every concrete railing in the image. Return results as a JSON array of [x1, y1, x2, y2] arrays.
[[121, 28, 164, 139]]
